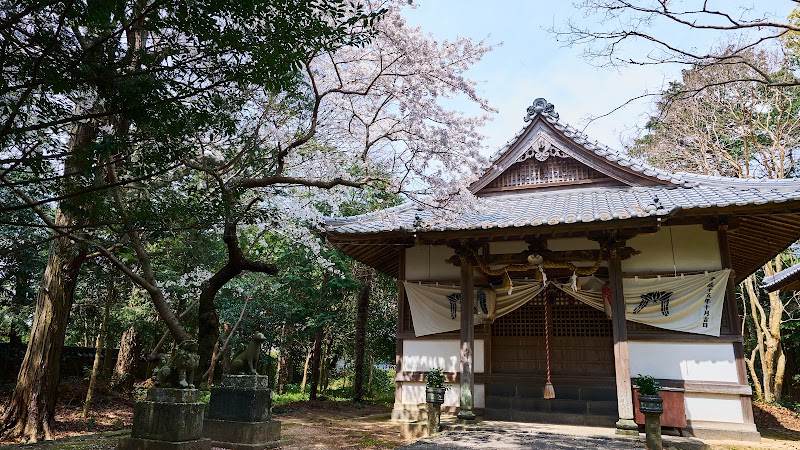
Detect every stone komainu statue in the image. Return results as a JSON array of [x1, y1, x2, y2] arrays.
[[153, 339, 200, 388], [230, 332, 267, 375]]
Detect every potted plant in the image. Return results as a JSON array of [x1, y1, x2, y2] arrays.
[[425, 368, 448, 404], [635, 374, 663, 414]]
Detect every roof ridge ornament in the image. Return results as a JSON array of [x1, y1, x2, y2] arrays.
[[525, 98, 559, 122]]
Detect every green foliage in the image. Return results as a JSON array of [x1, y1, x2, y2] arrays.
[[0, 188, 48, 344], [425, 368, 447, 389], [635, 374, 661, 396], [367, 367, 396, 403]]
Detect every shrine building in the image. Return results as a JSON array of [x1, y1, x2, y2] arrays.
[[323, 98, 800, 440]]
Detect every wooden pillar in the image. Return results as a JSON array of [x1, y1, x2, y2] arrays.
[[718, 225, 755, 424], [456, 247, 476, 420], [394, 248, 406, 410], [608, 245, 637, 434]]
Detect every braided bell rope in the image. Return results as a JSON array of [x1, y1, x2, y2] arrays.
[[544, 289, 552, 384]]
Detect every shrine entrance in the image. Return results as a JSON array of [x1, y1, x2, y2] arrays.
[[486, 288, 618, 425]]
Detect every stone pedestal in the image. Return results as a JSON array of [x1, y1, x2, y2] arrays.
[[644, 413, 663, 450], [120, 388, 210, 450], [204, 375, 281, 450], [425, 403, 441, 437]]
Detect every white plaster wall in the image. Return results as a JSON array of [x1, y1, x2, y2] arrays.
[[629, 342, 737, 383], [402, 339, 485, 373], [548, 237, 600, 251], [405, 245, 459, 281], [684, 394, 744, 423], [401, 382, 486, 408], [622, 225, 721, 273]]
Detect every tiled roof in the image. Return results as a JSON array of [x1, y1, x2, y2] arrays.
[[761, 262, 800, 292], [324, 98, 800, 236], [324, 183, 800, 234]]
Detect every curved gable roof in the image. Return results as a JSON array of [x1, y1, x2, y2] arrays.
[[471, 98, 680, 193]]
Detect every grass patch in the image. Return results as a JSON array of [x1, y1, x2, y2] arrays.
[[359, 435, 395, 447], [272, 372, 395, 409]]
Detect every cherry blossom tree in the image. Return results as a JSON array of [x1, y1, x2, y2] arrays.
[[183, 0, 495, 371]]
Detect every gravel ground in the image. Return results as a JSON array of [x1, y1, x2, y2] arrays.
[[399, 429, 645, 450]]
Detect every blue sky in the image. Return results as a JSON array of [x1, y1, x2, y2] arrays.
[[402, 1, 796, 155]]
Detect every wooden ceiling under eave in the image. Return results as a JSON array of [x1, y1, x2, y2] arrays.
[[328, 236, 406, 277], [329, 213, 800, 282], [727, 213, 800, 284]]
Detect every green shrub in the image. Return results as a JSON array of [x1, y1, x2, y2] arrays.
[[426, 368, 447, 389], [634, 374, 660, 395]]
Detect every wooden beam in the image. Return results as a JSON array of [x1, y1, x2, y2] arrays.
[[446, 247, 639, 267]]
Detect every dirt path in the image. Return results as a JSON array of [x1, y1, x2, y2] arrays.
[[273, 400, 411, 449]]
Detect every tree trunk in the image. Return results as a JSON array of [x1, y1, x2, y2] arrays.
[[309, 327, 323, 401], [102, 330, 115, 379], [276, 327, 287, 394], [112, 326, 138, 393], [352, 270, 373, 402], [743, 261, 787, 403], [287, 353, 295, 384], [300, 347, 312, 394], [0, 210, 87, 442], [198, 222, 276, 377], [221, 323, 232, 375], [82, 312, 89, 348], [0, 106, 98, 443], [83, 285, 112, 417], [275, 353, 285, 394], [198, 268, 233, 380], [320, 338, 330, 393]]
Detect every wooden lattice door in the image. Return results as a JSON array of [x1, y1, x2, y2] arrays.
[[491, 289, 615, 376]]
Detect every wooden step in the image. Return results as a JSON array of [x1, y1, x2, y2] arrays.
[[487, 383, 617, 402], [484, 407, 618, 427]]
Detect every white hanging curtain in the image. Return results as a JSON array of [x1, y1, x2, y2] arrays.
[[552, 276, 608, 314], [404, 269, 729, 337], [623, 269, 731, 337], [403, 281, 544, 337]]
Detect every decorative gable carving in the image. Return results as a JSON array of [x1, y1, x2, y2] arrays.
[[518, 132, 569, 162]]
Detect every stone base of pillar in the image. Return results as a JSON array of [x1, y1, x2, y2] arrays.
[[615, 418, 639, 436], [456, 410, 477, 421]]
